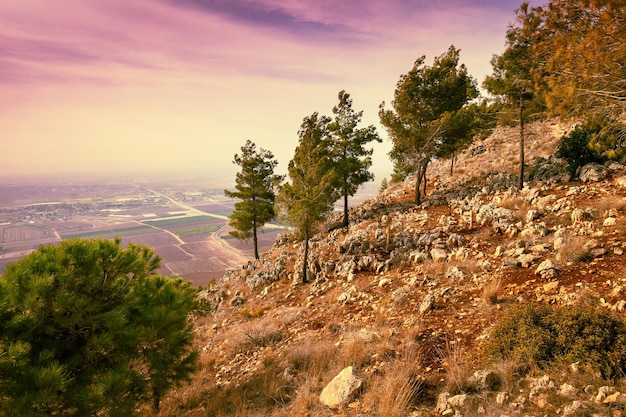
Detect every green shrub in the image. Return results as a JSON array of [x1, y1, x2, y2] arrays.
[[482, 300, 626, 378], [555, 124, 603, 176]]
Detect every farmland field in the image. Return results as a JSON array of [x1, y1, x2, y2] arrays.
[[0, 180, 261, 286]]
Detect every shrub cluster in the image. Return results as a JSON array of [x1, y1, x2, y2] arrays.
[[482, 300, 626, 378], [555, 124, 603, 176]]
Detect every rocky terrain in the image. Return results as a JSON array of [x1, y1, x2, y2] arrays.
[[154, 120, 626, 417]]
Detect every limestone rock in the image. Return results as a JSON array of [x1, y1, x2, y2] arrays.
[[603, 217, 617, 227], [445, 266, 466, 281], [430, 248, 448, 262], [535, 259, 560, 280], [319, 366, 364, 408], [579, 162, 608, 182], [419, 293, 435, 314]]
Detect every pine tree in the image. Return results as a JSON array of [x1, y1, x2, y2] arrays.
[[0, 238, 200, 416], [278, 113, 337, 284], [225, 140, 282, 259], [380, 45, 478, 204], [328, 90, 381, 228], [483, 2, 546, 189]]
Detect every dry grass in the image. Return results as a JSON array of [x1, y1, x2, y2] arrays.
[[362, 344, 424, 417], [439, 341, 477, 395], [496, 194, 531, 222], [284, 336, 337, 378], [593, 195, 626, 215], [556, 234, 594, 263], [482, 278, 504, 305]]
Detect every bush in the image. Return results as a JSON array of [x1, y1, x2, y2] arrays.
[[482, 300, 626, 378], [555, 124, 603, 176]]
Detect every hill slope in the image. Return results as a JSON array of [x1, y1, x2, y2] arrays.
[[155, 120, 626, 416]]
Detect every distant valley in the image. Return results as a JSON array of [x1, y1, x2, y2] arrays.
[[0, 178, 380, 286]]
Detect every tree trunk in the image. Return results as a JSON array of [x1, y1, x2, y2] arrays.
[[414, 163, 422, 205], [152, 388, 161, 413], [518, 94, 525, 190], [302, 237, 309, 284], [450, 152, 456, 175], [421, 163, 428, 197], [252, 219, 259, 259], [343, 192, 349, 229]]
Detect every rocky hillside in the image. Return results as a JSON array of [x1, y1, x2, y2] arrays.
[[154, 120, 626, 417]]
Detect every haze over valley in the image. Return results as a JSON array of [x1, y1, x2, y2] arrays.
[[0, 175, 380, 286]]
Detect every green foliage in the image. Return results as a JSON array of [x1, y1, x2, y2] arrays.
[[379, 177, 389, 193], [529, 0, 626, 122], [174, 224, 222, 237], [278, 112, 338, 283], [555, 124, 604, 176], [225, 140, 283, 259], [0, 238, 200, 416], [328, 90, 381, 227], [380, 45, 478, 204], [482, 301, 626, 378]]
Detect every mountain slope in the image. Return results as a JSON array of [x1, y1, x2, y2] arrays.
[[153, 120, 626, 417]]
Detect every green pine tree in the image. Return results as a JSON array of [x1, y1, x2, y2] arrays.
[[278, 113, 338, 284], [380, 45, 478, 204], [225, 140, 282, 259], [0, 238, 200, 416], [483, 2, 545, 189], [328, 90, 381, 228]]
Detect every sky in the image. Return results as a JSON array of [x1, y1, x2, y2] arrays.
[[1, 0, 539, 185]]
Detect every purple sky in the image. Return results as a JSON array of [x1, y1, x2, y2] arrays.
[[1, 0, 536, 183]]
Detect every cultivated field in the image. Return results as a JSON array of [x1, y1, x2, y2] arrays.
[[0, 181, 268, 286]]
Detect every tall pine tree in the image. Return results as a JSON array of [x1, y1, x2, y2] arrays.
[[483, 2, 545, 189], [328, 90, 381, 228], [278, 113, 337, 284], [225, 140, 282, 259]]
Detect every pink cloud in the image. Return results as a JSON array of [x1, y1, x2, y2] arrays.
[[0, 0, 532, 179]]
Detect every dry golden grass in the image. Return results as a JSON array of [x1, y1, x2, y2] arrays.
[[556, 234, 594, 263], [439, 341, 477, 395], [284, 336, 337, 378], [482, 278, 504, 305], [362, 344, 424, 417], [593, 195, 626, 215]]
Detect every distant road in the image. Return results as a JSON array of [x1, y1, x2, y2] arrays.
[[139, 186, 250, 266], [140, 187, 229, 220]]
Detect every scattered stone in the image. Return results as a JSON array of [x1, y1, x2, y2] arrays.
[[419, 293, 436, 315], [603, 217, 617, 227], [603, 392, 626, 405], [559, 383, 578, 397], [436, 392, 450, 413], [535, 260, 561, 280], [447, 393, 467, 407], [595, 386, 616, 402], [562, 400, 584, 416], [319, 366, 364, 408], [431, 248, 448, 262], [445, 266, 466, 281]]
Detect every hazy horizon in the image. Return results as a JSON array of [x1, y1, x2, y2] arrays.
[[2, 0, 542, 181]]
